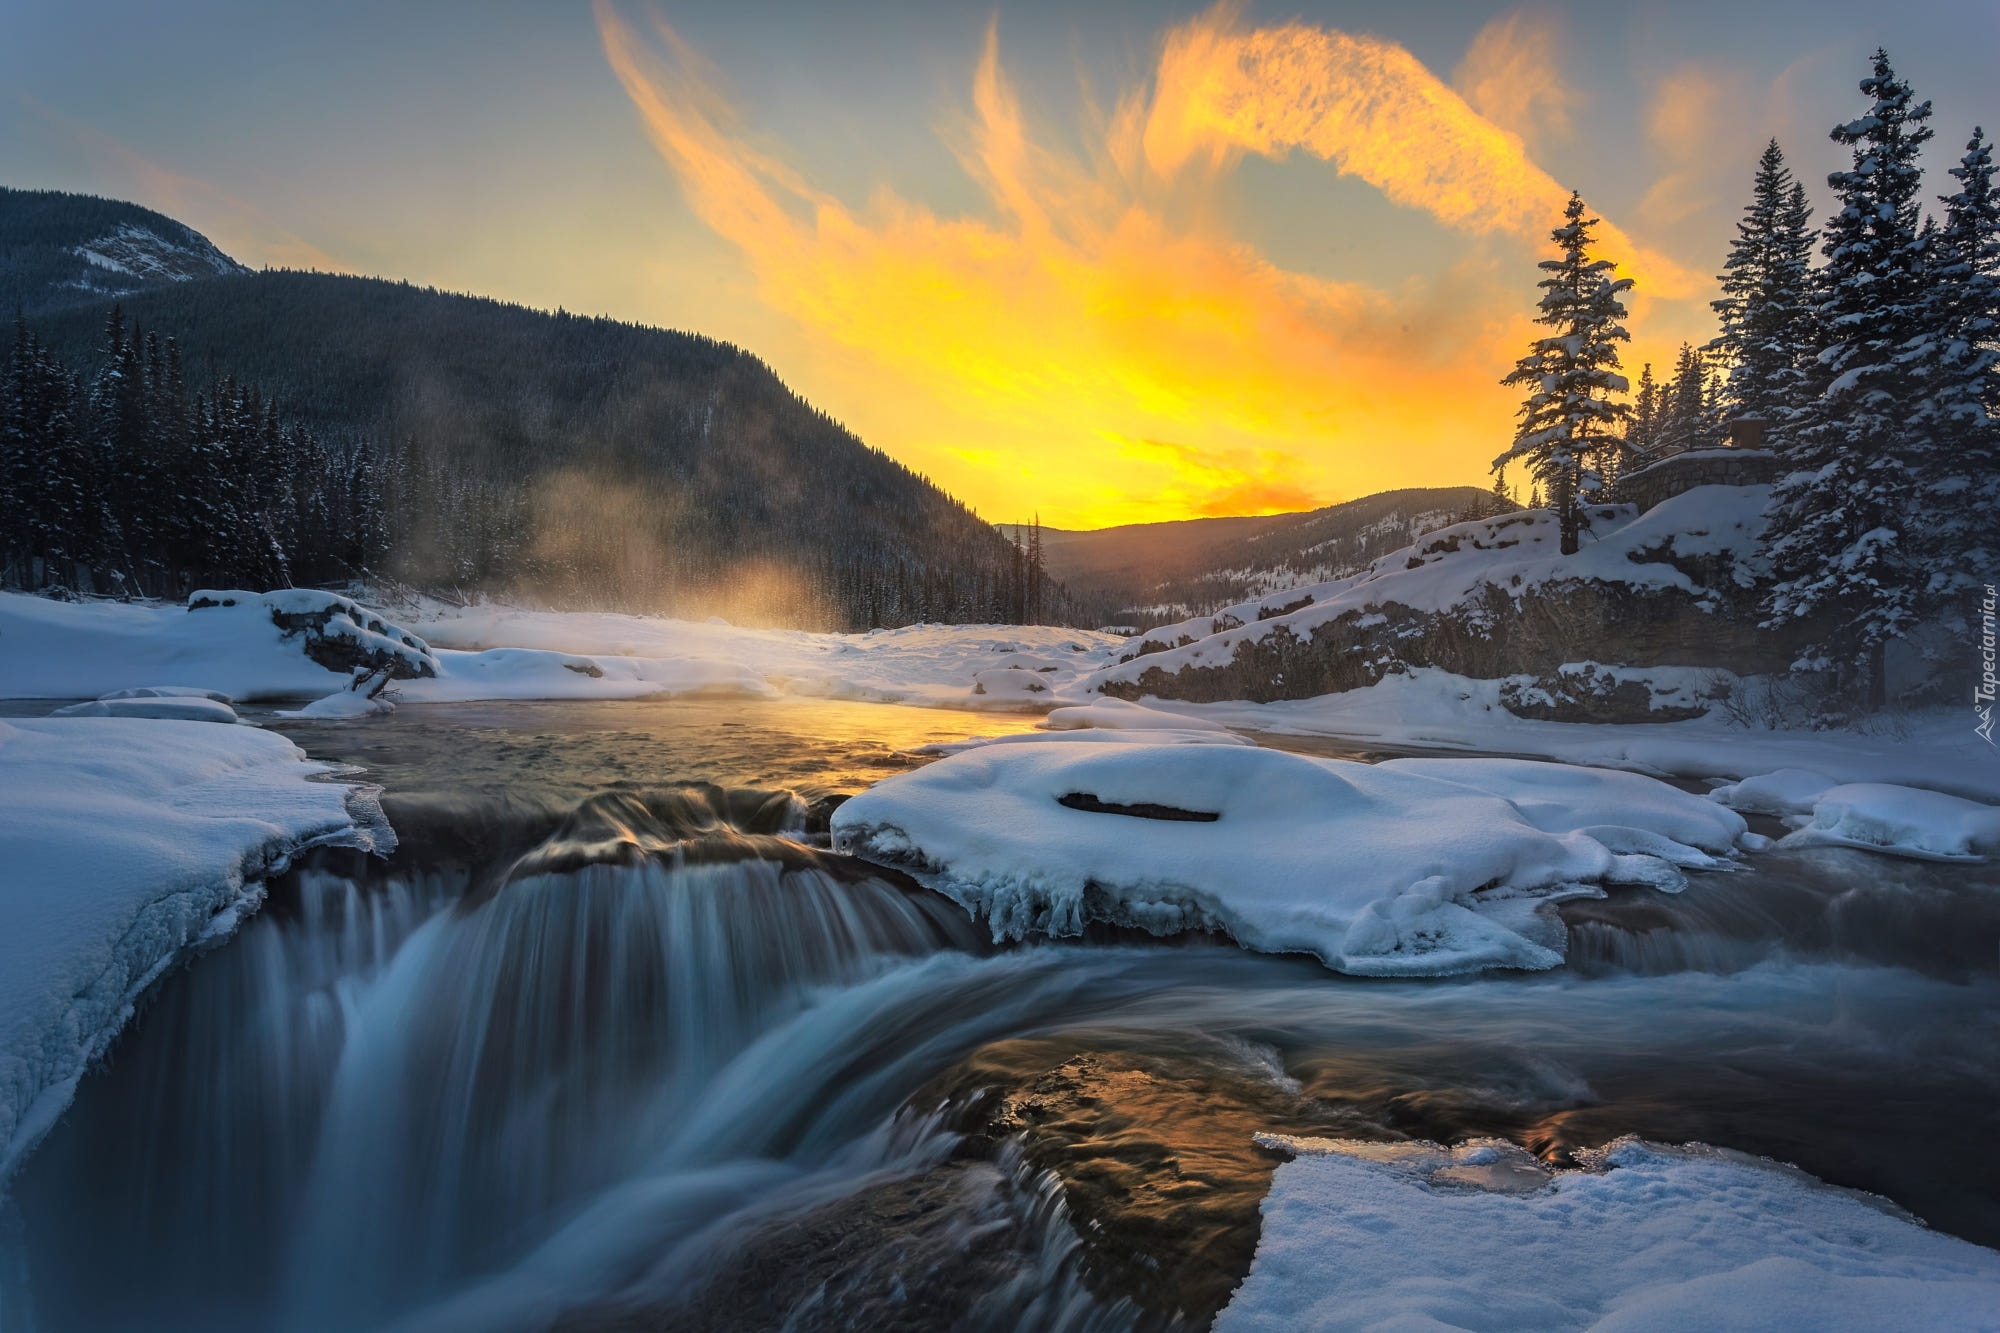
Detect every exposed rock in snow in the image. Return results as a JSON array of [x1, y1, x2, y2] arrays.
[[831, 745, 1741, 976], [1090, 487, 1789, 711], [0, 717, 390, 1189], [1218, 1136, 2000, 1332], [69, 221, 248, 285], [191, 589, 439, 681]]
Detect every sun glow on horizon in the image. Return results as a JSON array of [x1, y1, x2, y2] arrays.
[[597, 2, 1710, 529]]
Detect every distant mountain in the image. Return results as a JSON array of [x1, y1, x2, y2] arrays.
[[1016, 487, 1503, 627], [5, 188, 1061, 628], [0, 187, 249, 316]]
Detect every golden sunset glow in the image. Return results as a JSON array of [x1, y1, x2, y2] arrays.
[[597, 2, 1706, 528]]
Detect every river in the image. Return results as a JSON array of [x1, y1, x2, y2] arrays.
[[5, 698, 1997, 1331]]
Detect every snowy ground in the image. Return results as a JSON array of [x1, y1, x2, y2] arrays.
[[0, 717, 388, 1190], [0, 591, 1125, 712], [1217, 1136, 2000, 1332]]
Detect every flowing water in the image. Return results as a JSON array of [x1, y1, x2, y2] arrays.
[[4, 698, 1998, 1331]]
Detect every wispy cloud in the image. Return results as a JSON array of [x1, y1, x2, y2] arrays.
[[1452, 7, 1576, 148], [16, 92, 347, 273]]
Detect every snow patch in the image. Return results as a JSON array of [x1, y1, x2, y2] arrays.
[[1218, 1136, 2000, 1332]]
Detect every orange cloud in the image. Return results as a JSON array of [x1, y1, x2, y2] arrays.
[[597, 3, 1680, 528], [1452, 8, 1576, 147]]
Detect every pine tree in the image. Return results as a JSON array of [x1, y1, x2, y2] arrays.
[[1627, 362, 1661, 460], [1495, 193, 1634, 554], [1708, 140, 1818, 445], [1764, 49, 1934, 709], [1656, 343, 1712, 454], [1908, 127, 2000, 603]]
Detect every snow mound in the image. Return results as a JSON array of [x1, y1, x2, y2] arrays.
[[1218, 1136, 2000, 1332], [1382, 758, 1750, 862], [1710, 767, 1838, 816], [52, 696, 241, 724], [282, 688, 395, 719], [1041, 696, 1233, 732], [1780, 783, 2000, 861], [0, 717, 390, 1189], [99, 686, 235, 703], [831, 747, 1735, 976]]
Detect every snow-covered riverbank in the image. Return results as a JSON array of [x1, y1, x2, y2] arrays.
[[0, 717, 389, 1190]]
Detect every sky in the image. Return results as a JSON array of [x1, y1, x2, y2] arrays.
[[4, 1, 1996, 529]]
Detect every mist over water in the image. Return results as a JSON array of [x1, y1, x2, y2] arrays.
[[5, 701, 1997, 1331]]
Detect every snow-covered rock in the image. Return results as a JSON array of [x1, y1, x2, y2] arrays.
[[831, 746, 1739, 976], [0, 717, 390, 1189], [1218, 1136, 2000, 1332], [1709, 767, 1839, 816], [191, 589, 440, 681], [1779, 783, 2000, 861]]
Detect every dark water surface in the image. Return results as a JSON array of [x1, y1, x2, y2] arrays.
[[5, 698, 1997, 1332]]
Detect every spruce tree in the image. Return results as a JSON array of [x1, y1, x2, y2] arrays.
[[1708, 141, 1818, 443], [1627, 362, 1661, 460], [1656, 343, 1711, 454], [1495, 192, 1634, 554], [1764, 49, 1934, 709], [1909, 127, 2000, 601]]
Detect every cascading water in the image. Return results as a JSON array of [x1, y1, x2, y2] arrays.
[[7, 710, 2000, 1332]]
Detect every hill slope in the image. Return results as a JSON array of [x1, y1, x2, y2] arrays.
[[1018, 487, 1498, 627], [0, 187, 249, 316], [7, 188, 1052, 626]]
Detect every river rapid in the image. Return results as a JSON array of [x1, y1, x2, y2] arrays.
[[5, 698, 1997, 1331]]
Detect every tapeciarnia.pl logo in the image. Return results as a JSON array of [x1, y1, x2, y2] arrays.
[[1978, 583, 1997, 747]]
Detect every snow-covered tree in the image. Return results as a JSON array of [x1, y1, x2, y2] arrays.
[[1763, 50, 1934, 708], [1708, 141, 1818, 443], [1908, 126, 2000, 600], [1495, 192, 1634, 554], [1655, 343, 1714, 455]]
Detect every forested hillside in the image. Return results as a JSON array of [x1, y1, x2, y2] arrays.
[[1020, 486, 1500, 627], [13, 226, 1066, 627]]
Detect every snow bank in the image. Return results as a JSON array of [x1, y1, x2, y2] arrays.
[[1115, 669, 2000, 805], [911, 728, 1251, 756], [831, 746, 1737, 976], [1041, 696, 1233, 732], [0, 717, 389, 1189], [1218, 1136, 2000, 1332]]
